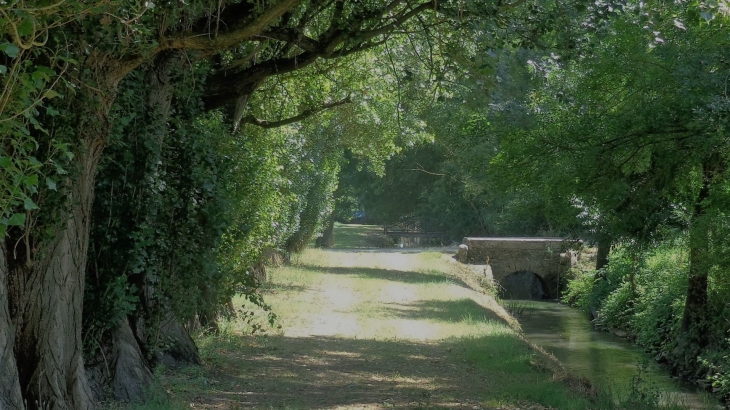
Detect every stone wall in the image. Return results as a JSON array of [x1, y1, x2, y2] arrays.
[[460, 237, 573, 298]]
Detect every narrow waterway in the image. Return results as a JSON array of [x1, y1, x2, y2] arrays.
[[516, 300, 719, 409]]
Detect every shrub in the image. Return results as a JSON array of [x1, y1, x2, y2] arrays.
[[702, 341, 730, 402], [599, 280, 635, 331], [562, 268, 595, 311], [632, 245, 687, 353]]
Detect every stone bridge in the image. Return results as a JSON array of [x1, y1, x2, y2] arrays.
[[457, 237, 576, 299]]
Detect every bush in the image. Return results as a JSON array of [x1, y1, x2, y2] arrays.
[[632, 245, 687, 354], [563, 246, 637, 326], [599, 280, 635, 331], [562, 268, 596, 311]]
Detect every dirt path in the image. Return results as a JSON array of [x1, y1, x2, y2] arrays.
[[167, 250, 579, 410]]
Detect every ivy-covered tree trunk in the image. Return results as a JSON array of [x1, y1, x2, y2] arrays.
[[679, 159, 717, 345], [136, 51, 202, 367], [8, 135, 104, 410], [675, 157, 722, 372], [0, 244, 23, 409], [681, 225, 708, 336], [90, 52, 202, 383]]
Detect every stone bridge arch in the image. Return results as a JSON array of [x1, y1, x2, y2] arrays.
[[457, 237, 575, 299]]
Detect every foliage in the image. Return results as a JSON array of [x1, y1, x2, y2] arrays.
[[702, 341, 730, 401], [565, 239, 730, 401], [561, 269, 595, 310], [0, 2, 78, 238]]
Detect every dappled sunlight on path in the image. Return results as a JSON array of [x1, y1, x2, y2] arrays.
[[171, 249, 590, 410]]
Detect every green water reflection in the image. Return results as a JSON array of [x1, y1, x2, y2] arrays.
[[517, 301, 718, 409]]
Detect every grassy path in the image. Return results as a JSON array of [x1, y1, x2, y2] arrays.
[[159, 248, 596, 410]]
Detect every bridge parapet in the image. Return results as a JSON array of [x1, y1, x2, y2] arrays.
[[461, 237, 573, 298]]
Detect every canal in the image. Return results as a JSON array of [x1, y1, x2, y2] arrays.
[[516, 301, 720, 409]]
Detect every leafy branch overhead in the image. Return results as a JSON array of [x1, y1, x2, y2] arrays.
[[239, 94, 352, 129], [200, 1, 441, 111]]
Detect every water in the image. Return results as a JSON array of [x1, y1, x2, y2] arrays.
[[516, 300, 719, 409]]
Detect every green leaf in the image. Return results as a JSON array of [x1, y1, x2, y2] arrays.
[[46, 177, 57, 191], [24, 174, 39, 187], [43, 89, 61, 99], [0, 43, 20, 58], [8, 213, 26, 226], [23, 197, 39, 210], [0, 157, 11, 168], [0, 65, 6, 74], [17, 19, 34, 37]]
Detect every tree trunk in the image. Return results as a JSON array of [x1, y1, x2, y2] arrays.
[[8, 136, 104, 410], [676, 158, 719, 369], [680, 163, 713, 339], [0, 244, 23, 410], [674, 215, 710, 373], [681, 230, 708, 336], [140, 51, 202, 367], [595, 234, 611, 272], [110, 319, 154, 403], [315, 214, 335, 248], [153, 315, 201, 367]]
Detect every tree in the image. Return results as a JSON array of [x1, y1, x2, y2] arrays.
[[0, 1, 530, 408], [491, 0, 730, 373]]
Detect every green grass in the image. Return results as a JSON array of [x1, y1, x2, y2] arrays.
[[330, 222, 384, 249]]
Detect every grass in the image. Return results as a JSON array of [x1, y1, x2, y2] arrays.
[[121, 228, 692, 410], [330, 222, 385, 249]]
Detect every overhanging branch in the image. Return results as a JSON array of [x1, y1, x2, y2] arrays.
[[239, 95, 352, 129], [159, 0, 301, 52]]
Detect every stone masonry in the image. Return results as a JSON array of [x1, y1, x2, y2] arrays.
[[458, 237, 574, 298]]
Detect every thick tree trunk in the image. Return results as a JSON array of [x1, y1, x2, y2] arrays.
[[681, 233, 708, 336], [8, 136, 103, 410], [674, 215, 710, 374], [0, 244, 23, 409], [142, 51, 202, 367], [152, 315, 201, 367], [110, 319, 154, 402], [315, 214, 335, 248]]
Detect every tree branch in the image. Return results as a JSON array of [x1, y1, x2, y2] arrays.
[[352, 1, 437, 43], [257, 28, 320, 52], [159, 0, 301, 52], [239, 95, 352, 129], [322, 39, 389, 59]]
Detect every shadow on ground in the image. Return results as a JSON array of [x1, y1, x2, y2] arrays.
[[182, 331, 571, 410], [376, 298, 510, 327], [294, 264, 466, 287]]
